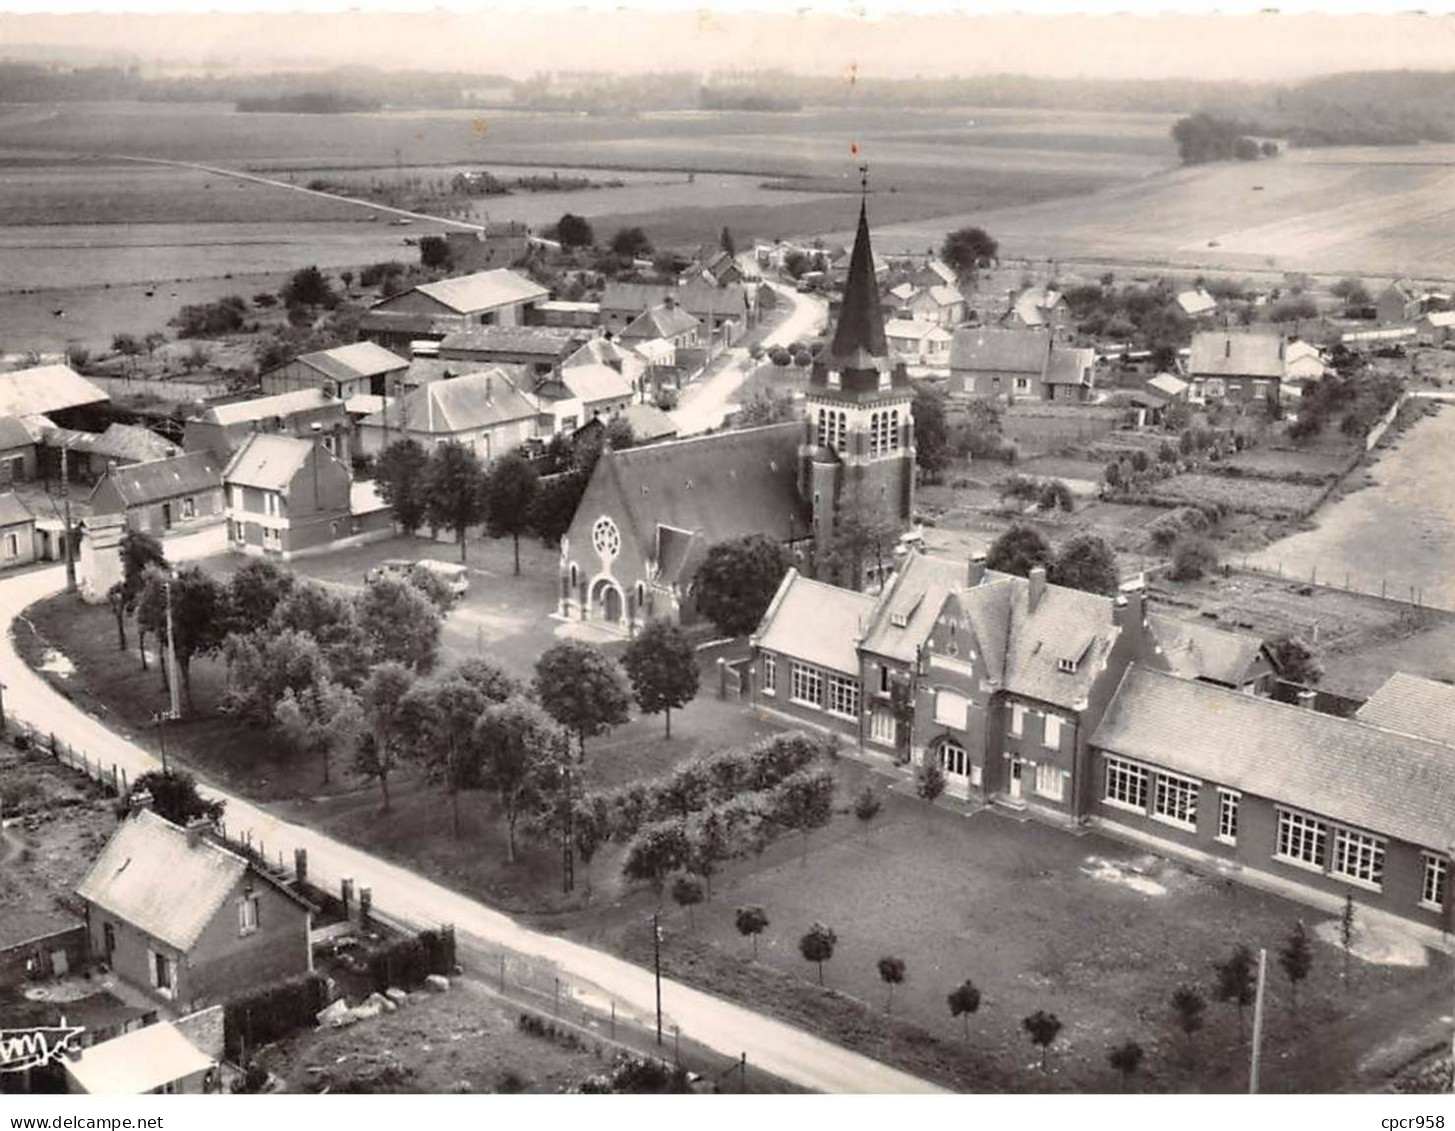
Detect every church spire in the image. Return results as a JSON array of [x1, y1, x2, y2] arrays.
[[828, 170, 888, 369]]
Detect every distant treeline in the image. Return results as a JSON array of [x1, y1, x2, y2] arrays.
[[237, 92, 382, 114], [1171, 114, 1281, 164]]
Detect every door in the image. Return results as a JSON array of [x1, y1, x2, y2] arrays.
[[103, 922, 115, 962], [1010, 759, 1023, 801], [161, 502, 173, 530], [50, 949, 68, 977]]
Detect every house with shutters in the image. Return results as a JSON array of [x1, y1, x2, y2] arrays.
[[76, 809, 314, 1015]]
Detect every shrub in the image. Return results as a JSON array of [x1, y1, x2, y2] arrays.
[[1170, 535, 1218, 581], [223, 972, 329, 1060], [367, 927, 456, 991], [1036, 479, 1075, 513]]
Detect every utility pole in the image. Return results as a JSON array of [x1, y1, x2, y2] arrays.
[[59, 441, 75, 593], [653, 911, 663, 1046], [154, 710, 169, 774], [1249, 947, 1268, 1094], [164, 573, 182, 720], [0, 678, 7, 737]]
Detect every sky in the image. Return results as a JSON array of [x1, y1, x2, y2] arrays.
[[3, 6, 1455, 83]]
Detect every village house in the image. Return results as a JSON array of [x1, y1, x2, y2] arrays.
[[885, 319, 953, 366], [35, 422, 179, 482], [63, 1019, 217, 1096], [88, 450, 226, 550], [565, 337, 649, 397], [440, 224, 531, 274], [948, 327, 1095, 401], [0, 364, 109, 430], [905, 258, 958, 290], [1417, 309, 1455, 345], [260, 341, 409, 400], [900, 283, 967, 329], [76, 808, 315, 1015], [0, 414, 38, 483], [1003, 285, 1072, 338], [1176, 287, 1219, 319], [0, 491, 37, 570], [526, 363, 635, 436], [358, 268, 549, 352], [1187, 331, 1286, 402], [356, 367, 538, 462], [598, 280, 755, 342], [183, 388, 353, 466], [437, 325, 592, 379], [619, 301, 704, 351], [1375, 278, 1422, 325], [1146, 612, 1278, 693]]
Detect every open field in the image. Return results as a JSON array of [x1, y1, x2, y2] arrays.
[[1247, 406, 1455, 610]]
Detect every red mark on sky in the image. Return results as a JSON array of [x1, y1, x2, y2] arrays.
[[850, 141, 859, 156]]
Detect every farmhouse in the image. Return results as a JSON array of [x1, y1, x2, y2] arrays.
[[182, 388, 353, 466], [358, 268, 549, 351], [356, 367, 538, 462], [260, 342, 409, 399], [1146, 612, 1277, 692], [35, 422, 179, 481], [1003, 285, 1071, 337], [438, 325, 590, 378], [885, 319, 953, 366], [87, 451, 226, 551], [948, 327, 1095, 401], [565, 336, 648, 394], [1417, 309, 1455, 345], [77, 808, 314, 1014], [1187, 331, 1286, 402], [0, 491, 36, 570], [619, 302, 704, 350], [527, 362, 635, 436]]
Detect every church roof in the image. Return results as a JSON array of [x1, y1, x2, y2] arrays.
[[828, 201, 889, 369]]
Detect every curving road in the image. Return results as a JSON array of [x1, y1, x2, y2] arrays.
[[1, 564, 941, 1094]]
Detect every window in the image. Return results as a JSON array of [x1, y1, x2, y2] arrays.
[[1331, 828, 1385, 889], [591, 516, 620, 560], [262, 527, 282, 551], [1056, 657, 1078, 673], [161, 502, 173, 530], [1035, 762, 1064, 801], [1253, 380, 1268, 399], [1153, 771, 1200, 830], [1043, 713, 1063, 749], [1217, 790, 1239, 844], [760, 654, 776, 695], [151, 949, 174, 995], [1014, 377, 1031, 394], [869, 412, 881, 458], [1008, 703, 1026, 738], [1275, 809, 1327, 870], [878, 665, 890, 694], [1103, 757, 1148, 811], [634, 581, 646, 609], [238, 895, 260, 936], [230, 485, 243, 511], [790, 663, 823, 708], [1205, 377, 1226, 398], [934, 689, 968, 729], [103, 922, 115, 957], [180, 496, 196, 520], [870, 707, 896, 745], [938, 741, 967, 777], [3, 533, 17, 559], [1422, 854, 1448, 911], [827, 675, 860, 720], [264, 492, 282, 518]]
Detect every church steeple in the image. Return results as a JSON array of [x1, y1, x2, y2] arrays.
[[828, 182, 888, 370]]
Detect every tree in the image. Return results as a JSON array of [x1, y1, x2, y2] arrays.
[[1339, 893, 1356, 987], [422, 443, 488, 562], [282, 265, 335, 309], [1170, 983, 1207, 1058], [375, 439, 430, 535], [985, 524, 1052, 578], [734, 390, 796, 428], [419, 235, 452, 270], [799, 922, 837, 985], [1050, 534, 1119, 596], [768, 769, 835, 863], [403, 564, 458, 615], [1268, 634, 1323, 686], [1107, 1041, 1144, 1091], [1104, 461, 1123, 489], [221, 629, 325, 726], [947, 979, 982, 1040], [119, 531, 167, 667], [454, 657, 523, 703], [482, 452, 539, 575], [1170, 535, 1218, 581], [1212, 944, 1257, 1041], [912, 386, 950, 481], [357, 574, 443, 673], [128, 769, 225, 827], [555, 213, 594, 249], [399, 675, 489, 836], [719, 226, 736, 257], [671, 874, 705, 929], [106, 582, 130, 652], [610, 226, 653, 259], [1279, 920, 1313, 1014], [270, 581, 370, 687], [623, 818, 692, 899], [136, 566, 226, 714], [274, 677, 363, 787], [621, 620, 700, 738], [877, 956, 906, 1014], [853, 786, 881, 837], [529, 469, 588, 547], [1036, 480, 1075, 513], [225, 557, 295, 636], [356, 662, 417, 811], [735, 905, 769, 958], [940, 227, 999, 278], [1022, 1010, 1063, 1072], [917, 761, 946, 802], [819, 496, 898, 591], [473, 696, 570, 862], [1331, 277, 1371, 309], [533, 640, 633, 759], [694, 534, 792, 637]]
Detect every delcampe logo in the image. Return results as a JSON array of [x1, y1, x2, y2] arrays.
[[0, 1025, 86, 1073]]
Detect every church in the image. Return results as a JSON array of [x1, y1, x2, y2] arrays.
[[557, 195, 916, 633]]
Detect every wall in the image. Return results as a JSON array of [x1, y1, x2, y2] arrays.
[[0, 924, 87, 986], [86, 907, 186, 1011], [186, 876, 312, 1010], [0, 519, 38, 570], [0, 443, 38, 483]]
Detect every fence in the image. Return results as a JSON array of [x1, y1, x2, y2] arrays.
[[1364, 392, 1409, 451], [1233, 559, 1435, 613], [87, 374, 234, 403]]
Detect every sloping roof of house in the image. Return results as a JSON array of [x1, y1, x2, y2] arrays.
[[755, 568, 878, 676], [888, 282, 916, 303], [1354, 672, 1455, 748], [1148, 373, 1190, 398], [440, 325, 584, 357], [1177, 288, 1219, 317], [566, 337, 643, 373], [351, 479, 390, 516], [1092, 665, 1455, 851], [885, 319, 951, 343], [618, 402, 678, 443], [38, 422, 179, 464], [1148, 613, 1265, 686], [0, 364, 107, 418], [949, 327, 1053, 373], [357, 309, 460, 338], [621, 304, 700, 341], [1284, 339, 1323, 364], [601, 281, 749, 320], [1012, 286, 1063, 327], [0, 414, 35, 451], [222, 432, 318, 491], [0, 491, 34, 527], [921, 284, 964, 308], [292, 341, 408, 382], [414, 268, 548, 314], [1042, 347, 1096, 385], [561, 363, 634, 406], [76, 809, 246, 952], [1188, 332, 1286, 379], [64, 1021, 214, 1095], [861, 551, 970, 663], [361, 368, 536, 435], [1423, 310, 1455, 328], [92, 450, 223, 508], [202, 388, 338, 427], [923, 259, 958, 286]]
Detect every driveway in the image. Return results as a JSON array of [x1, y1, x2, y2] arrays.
[[0, 564, 941, 1094]]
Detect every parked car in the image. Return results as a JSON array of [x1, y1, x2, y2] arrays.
[[366, 558, 469, 597]]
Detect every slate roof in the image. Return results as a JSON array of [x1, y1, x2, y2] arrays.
[[76, 809, 247, 952], [566, 337, 643, 373], [39, 422, 178, 464], [0, 491, 34, 527], [1012, 286, 1064, 327], [413, 269, 548, 314], [202, 388, 338, 427], [1354, 672, 1455, 748], [223, 433, 317, 491], [919, 284, 964, 308], [1147, 613, 1265, 687], [290, 341, 407, 383], [561, 363, 634, 406], [949, 327, 1054, 373], [885, 319, 952, 343], [601, 281, 749, 320], [1188, 332, 1286, 379], [0, 364, 107, 417], [1042, 348, 1096, 386], [861, 551, 971, 664], [361, 368, 536, 435], [91, 450, 223, 508], [621, 304, 700, 341], [0, 414, 35, 450], [439, 325, 583, 357], [1092, 665, 1455, 851], [828, 201, 890, 369], [64, 1021, 214, 1095], [1423, 310, 1455, 329], [922, 259, 958, 286], [755, 568, 878, 676]]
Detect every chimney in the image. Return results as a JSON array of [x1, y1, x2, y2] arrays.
[[967, 551, 987, 588], [1225, 337, 1232, 358], [1028, 566, 1047, 612], [129, 789, 154, 815], [185, 815, 212, 848], [1296, 687, 1317, 710]]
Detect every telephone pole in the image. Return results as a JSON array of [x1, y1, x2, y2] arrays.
[[653, 911, 663, 1046], [59, 441, 75, 593], [1249, 947, 1268, 1094], [164, 573, 182, 720]]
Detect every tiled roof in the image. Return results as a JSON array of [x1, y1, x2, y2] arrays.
[[1148, 613, 1265, 687], [0, 491, 33, 527], [291, 341, 407, 382], [621, 304, 700, 341], [1042, 348, 1095, 385], [91, 450, 222, 508], [223, 432, 317, 491], [440, 325, 584, 357], [1188, 332, 1285, 379], [1354, 672, 1455, 748], [1092, 665, 1455, 851], [1424, 310, 1455, 328], [76, 809, 246, 952], [923, 285, 964, 307], [0, 414, 35, 450], [755, 568, 878, 676], [1012, 287, 1063, 327], [601, 281, 748, 320], [862, 551, 971, 664], [885, 319, 951, 343], [1148, 373, 1189, 398], [923, 260, 957, 286], [202, 388, 338, 427], [828, 201, 890, 369], [0, 364, 107, 417], [566, 337, 642, 372], [362, 368, 537, 434], [1177, 289, 1218, 317], [39, 423, 179, 464], [562, 363, 634, 406], [414, 269, 548, 314], [949, 327, 1053, 373], [618, 402, 678, 443]]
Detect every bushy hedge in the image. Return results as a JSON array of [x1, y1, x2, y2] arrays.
[[367, 927, 456, 992], [223, 971, 329, 1060]]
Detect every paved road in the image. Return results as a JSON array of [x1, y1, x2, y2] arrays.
[[669, 279, 827, 436], [1, 565, 942, 1094]]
